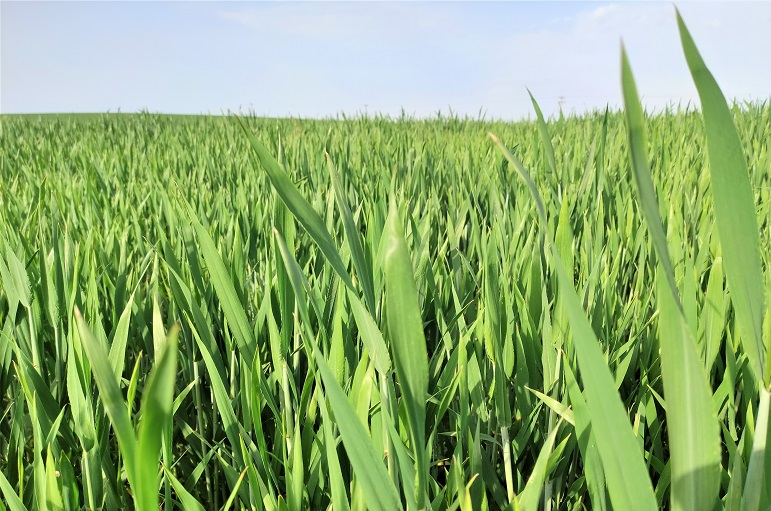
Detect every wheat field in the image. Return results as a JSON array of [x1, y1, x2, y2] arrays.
[[0, 13, 769, 511]]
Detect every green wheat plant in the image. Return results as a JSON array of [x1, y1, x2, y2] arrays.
[[0, 8, 769, 511]]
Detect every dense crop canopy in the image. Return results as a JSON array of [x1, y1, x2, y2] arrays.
[[0, 12, 770, 511]]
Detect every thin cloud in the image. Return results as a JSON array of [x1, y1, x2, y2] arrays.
[[218, 3, 458, 40], [481, 2, 771, 118], [590, 4, 618, 21]]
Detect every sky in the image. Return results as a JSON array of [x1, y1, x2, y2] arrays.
[[2, 1, 770, 120]]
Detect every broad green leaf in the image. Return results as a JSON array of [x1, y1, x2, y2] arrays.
[[703, 258, 725, 370], [656, 271, 721, 511], [564, 363, 606, 511], [347, 288, 391, 376], [45, 447, 64, 511], [2, 243, 32, 309], [220, 469, 248, 511], [742, 387, 771, 511], [152, 293, 166, 360], [677, 10, 766, 384], [528, 89, 557, 176], [136, 325, 179, 511], [165, 467, 206, 511], [383, 202, 429, 509], [620, 47, 681, 311], [725, 444, 745, 511], [330, 284, 347, 386], [622, 47, 721, 511], [0, 469, 28, 511], [526, 387, 574, 426], [107, 290, 135, 379]]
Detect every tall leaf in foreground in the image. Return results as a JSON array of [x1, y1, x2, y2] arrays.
[[657, 271, 720, 510], [564, 363, 606, 511], [76, 310, 139, 497], [383, 203, 430, 509], [0, 469, 28, 511], [742, 388, 771, 511], [489, 134, 658, 511], [621, 46, 720, 511], [677, 10, 766, 385], [77, 310, 179, 511], [135, 325, 179, 511], [676, 10, 770, 507]]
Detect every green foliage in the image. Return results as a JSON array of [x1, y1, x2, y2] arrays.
[[0, 11, 770, 509]]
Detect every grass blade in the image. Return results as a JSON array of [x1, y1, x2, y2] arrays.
[[314, 341, 403, 511], [564, 363, 606, 511], [180, 199, 257, 362], [741, 388, 771, 511], [677, 9, 766, 384], [528, 89, 557, 176], [0, 469, 28, 511], [136, 325, 179, 511], [236, 117, 356, 293], [622, 46, 721, 511], [318, 390, 352, 511], [490, 133, 658, 511], [383, 202, 430, 509], [108, 290, 135, 379], [326, 152, 377, 312], [347, 288, 392, 376], [165, 467, 206, 511], [45, 446, 65, 511], [76, 309, 138, 494], [518, 423, 561, 511], [619, 47, 681, 311], [656, 271, 721, 510]]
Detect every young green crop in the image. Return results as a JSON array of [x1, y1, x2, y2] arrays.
[[0, 10, 770, 511]]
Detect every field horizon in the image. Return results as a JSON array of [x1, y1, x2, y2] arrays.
[[2, 96, 770, 124]]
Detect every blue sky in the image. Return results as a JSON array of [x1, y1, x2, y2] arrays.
[[2, 1, 770, 120]]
